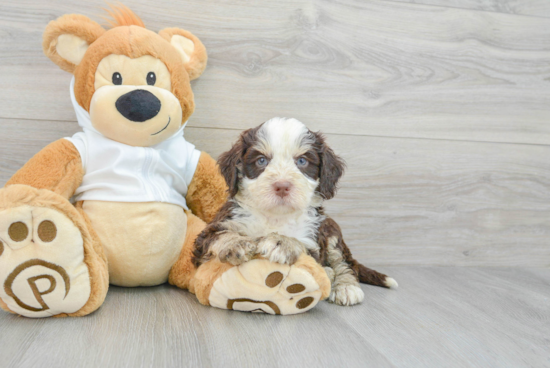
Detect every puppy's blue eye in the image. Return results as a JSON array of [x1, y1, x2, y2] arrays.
[[256, 157, 268, 167], [296, 157, 308, 167]]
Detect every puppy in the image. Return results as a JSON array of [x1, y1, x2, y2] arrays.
[[193, 117, 397, 306]]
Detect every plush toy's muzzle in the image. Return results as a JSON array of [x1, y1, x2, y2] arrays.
[[90, 81, 183, 147]]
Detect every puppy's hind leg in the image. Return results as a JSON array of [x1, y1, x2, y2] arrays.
[[326, 236, 364, 306], [319, 217, 397, 292]]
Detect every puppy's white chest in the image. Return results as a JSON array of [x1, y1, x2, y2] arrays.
[[241, 213, 319, 250], [279, 221, 309, 241]]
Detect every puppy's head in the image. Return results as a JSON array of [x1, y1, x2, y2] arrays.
[[218, 118, 345, 214]]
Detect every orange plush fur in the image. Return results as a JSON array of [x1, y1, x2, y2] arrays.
[[103, 4, 146, 28], [168, 211, 207, 290], [6, 139, 84, 199], [185, 152, 229, 223], [42, 14, 106, 74]]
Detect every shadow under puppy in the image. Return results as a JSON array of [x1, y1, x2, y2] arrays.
[[193, 117, 397, 306]]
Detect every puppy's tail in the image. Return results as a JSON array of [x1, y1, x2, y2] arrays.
[[356, 263, 398, 289]]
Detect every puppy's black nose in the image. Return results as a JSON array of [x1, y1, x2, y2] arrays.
[[273, 181, 292, 198], [115, 89, 161, 122]]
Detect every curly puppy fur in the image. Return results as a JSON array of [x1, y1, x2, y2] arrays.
[[194, 118, 397, 306]]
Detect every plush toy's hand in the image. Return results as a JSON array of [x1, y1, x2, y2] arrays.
[[192, 254, 331, 315], [185, 152, 228, 224]]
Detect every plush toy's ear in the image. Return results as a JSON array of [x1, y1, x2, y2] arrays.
[[43, 14, 105, 74], [158, 28, 208, 81]]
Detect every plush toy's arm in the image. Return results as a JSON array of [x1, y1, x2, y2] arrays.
[[185, 152, 228, 224], [5, 139, 83, 199]]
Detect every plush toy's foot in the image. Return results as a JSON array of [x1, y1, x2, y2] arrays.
[[194, 254, 331, 315], [0, 185, 108, 318]]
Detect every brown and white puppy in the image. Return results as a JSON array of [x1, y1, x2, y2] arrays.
[[194, 117, 397, 306]]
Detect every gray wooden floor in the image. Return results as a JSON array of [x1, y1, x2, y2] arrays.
[[0, 0, 549, 367], [0, 267, 548, 368]]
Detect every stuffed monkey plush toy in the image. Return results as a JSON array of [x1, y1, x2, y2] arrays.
[[0, 5, 330, 317]]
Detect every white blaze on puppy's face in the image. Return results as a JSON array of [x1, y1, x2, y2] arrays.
[[237, 118, 321, 215]]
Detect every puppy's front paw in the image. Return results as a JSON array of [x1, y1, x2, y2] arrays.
[[324, 267, 336, 283], [218, 238, 257, 266], [257, 233, 305, 265], [329, 284, 364, 306]]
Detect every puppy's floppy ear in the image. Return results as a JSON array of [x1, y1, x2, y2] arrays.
[[43, 14, 105, 74], [217, 136, 245, 198], [158, 28, 207, 81], [314, 132, 346, 200]]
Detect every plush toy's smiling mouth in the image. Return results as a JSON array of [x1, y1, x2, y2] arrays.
[[151, 117, 171, 136]]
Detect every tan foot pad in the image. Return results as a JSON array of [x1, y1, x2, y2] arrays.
[[208, 259, 323, 315], [0, 205, 91, 318]]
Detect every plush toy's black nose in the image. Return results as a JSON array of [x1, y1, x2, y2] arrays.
[[115, 89, 161, 122]]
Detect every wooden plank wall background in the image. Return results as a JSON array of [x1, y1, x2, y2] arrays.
[[0, 0, 548, 267]]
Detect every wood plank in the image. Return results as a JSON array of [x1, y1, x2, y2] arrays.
[[1, 0, 550, 144], [1, 120, 549, 267], [320, 134, 550, 267], [385, 0, 550, 19], [0, 285, 394, 368], [0, 267, 548, 368], [332, 267, 550, 368]]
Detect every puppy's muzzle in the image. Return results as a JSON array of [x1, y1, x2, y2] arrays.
[[273, 181, 292, 198], [116, 89, 161, 122]]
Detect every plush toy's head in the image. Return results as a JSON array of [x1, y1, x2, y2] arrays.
[[43, 5, 207, 147]]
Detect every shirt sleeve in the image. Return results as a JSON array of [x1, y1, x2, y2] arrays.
[[181, 139, 202, 187], [64, 132, 88, 172]]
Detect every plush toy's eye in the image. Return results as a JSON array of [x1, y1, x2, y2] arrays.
[[112, 72, 122, 85], [147, 72, 156, 86], [296, 157, 308, 167], [256, 156, 268, 167]]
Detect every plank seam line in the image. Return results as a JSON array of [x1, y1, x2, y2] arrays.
[[379, 0, 550, 21], [2, 117, 550, 148], [187, 126, 550, 148]]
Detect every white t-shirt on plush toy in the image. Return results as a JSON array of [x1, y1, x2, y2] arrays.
[[65, 77, 201, 209]]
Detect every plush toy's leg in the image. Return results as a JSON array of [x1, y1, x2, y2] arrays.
[[192, 255, 331, 315], [0, 185, 109, 318], [168, 210, 206, 290]]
